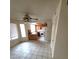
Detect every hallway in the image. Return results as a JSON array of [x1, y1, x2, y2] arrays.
[[10, 37, 52, 59]]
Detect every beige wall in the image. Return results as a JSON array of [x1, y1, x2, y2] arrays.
[[10, 39, 21, 48], [51, 0, 62, 57], [46, 20, 52, 41], [53, 0, 68, 59]]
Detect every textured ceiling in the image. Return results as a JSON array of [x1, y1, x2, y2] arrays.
[[10, 0, 59, 21]]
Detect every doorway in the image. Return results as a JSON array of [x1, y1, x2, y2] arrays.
[[28, 22, 47, 41]]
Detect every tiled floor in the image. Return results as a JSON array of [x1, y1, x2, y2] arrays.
[[10, 37, 52, 59]]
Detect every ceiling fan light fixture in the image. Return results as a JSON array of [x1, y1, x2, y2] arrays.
[[23, 14, 38, 22]]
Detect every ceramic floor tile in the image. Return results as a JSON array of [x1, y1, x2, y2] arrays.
[[10, 37, 52, 59]]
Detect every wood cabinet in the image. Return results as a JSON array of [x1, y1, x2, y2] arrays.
[[28, 34, 38, 40]]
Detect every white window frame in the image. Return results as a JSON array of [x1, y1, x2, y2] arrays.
[[10, 23, 18, 40], [20, 24, 26, 37]]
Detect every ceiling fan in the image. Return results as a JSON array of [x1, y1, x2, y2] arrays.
[[23, 14, 38, 22]]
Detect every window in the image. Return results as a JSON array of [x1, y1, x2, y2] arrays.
[[30, 23, 36, 34], [10, 23, 18, 40], [20, 24, 26, 37]]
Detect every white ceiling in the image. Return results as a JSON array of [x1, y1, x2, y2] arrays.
[[10, 0, 59, 21]]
